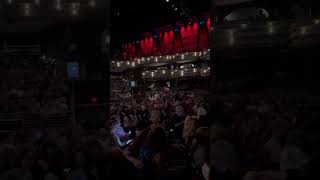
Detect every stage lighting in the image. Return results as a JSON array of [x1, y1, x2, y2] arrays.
[[268, 27, 274, 34], [91, 96, 98, 103], [301, 26, 307, 35], [241, 24, 248, 29], [55, 0, 62, 10], [89, 0, 96, 7]]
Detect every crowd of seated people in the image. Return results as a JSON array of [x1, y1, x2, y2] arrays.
[[0, 55, 57, 80], [0, 80, 69, 113], [0, 89, 209, 180], [110, 77, 131, 100], [110, 89, 210, 180], [0, 126, 130, 180], [211, 95, 320, 180]]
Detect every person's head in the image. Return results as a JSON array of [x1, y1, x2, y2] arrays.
[[211, 124, 228, 143], [110, 115, 119, 126], [195, 127, 209, 146], [175, 106, 185, 116], [145, 127, 167, 151]]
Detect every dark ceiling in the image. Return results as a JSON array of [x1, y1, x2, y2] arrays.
[[0, 0, 107, 33], [111, 0, 210, 52]]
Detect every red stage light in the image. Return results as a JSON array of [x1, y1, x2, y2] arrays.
[[91, 96, 98, 103]]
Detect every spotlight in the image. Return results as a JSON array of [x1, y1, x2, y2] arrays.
[[229, 38, 235, 45], [166, 0, 169, 2], [301, 26, 307, 35], [268, 27, 274, 34], [240, 24, 248, 29], [56, 3, 62, 10], [72, 9, 78, 16], [89, 0, 95, 7]]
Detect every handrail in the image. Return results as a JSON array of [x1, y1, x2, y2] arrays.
[[0, 112, 72, 130]]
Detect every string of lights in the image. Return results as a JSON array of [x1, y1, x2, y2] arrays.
[[111, 49, 210, 69], [141, 66, 211, 79], [1, 0, 101, 17]]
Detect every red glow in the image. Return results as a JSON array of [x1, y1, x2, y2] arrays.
[[193, 23, 198, 32], [91, 96, 98, 103], [206, 18, 211, 31], [119, 14, 209, 59]]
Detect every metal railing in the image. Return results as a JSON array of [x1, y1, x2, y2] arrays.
[[214, 18, 320, 50], [111, 49, 210, 72], [0, 112, 72, 132]]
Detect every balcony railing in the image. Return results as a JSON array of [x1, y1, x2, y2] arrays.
[[142, 67, 210, 80], [214, 18, 320, 50], [0, 112, 72, 132], [111, 49, 210, 72]]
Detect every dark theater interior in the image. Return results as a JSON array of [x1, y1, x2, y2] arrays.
[[0, 0, 320, 180]]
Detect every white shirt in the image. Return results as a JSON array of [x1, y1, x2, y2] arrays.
[[111, 121, 128, 146]]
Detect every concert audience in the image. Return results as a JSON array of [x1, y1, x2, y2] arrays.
[[0, 80, 69, 113], [211, 95, 320, 180]]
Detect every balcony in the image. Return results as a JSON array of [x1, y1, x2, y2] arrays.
[[141, 67, 210, 80], [111, 49, 210, 72]]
